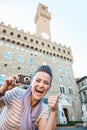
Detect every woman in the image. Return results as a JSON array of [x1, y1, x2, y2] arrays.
[[0, 65, 61, 130]]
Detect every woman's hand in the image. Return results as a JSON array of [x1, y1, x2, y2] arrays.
[[0, 75, 21, 94], [48, 93, 61, 112]]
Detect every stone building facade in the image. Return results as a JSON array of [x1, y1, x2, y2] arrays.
[[0, 3, 82, 123], [76, 76, 87, 127]]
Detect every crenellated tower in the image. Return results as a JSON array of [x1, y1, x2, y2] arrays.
[[34, 3, 51, 40]]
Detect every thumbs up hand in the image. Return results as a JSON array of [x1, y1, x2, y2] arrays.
[[48, 93, 61, 112]]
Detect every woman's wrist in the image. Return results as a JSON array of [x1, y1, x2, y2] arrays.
[[0, 86, 6, 96], [50, 107, 58, 113], [0, 90, 5, 97]]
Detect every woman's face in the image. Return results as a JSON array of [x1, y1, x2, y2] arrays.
[[31, 71, 51, 101]]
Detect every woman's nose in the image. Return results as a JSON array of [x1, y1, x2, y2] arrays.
[[39, 82, 44, 87]]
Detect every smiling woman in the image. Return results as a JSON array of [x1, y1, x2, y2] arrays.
[[0, 65, 61, 130]]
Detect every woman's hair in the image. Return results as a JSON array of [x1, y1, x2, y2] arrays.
[[34, 65, 53, 85]]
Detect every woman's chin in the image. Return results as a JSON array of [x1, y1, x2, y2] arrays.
[[34, 91, 44, 100]]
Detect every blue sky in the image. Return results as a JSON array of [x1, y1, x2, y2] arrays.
[[0, 0, 87, 78]]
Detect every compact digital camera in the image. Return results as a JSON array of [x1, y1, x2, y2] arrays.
[[16, 74, 31, 85]]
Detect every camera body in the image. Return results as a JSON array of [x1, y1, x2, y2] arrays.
[[17, 74, 31, 85]]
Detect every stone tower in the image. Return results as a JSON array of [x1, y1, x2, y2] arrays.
[[35, 3, 51, 40]]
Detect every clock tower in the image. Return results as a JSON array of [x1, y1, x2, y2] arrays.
[[34, 3, 51, 40]]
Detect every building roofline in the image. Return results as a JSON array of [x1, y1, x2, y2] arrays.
[[76, 76, 87, 83]]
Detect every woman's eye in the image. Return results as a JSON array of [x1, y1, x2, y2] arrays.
[[45, 82, 49, 85], [36, 79, 40, 82]]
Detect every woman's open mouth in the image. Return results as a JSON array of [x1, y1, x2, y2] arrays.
[[35, 88, 44, 96]]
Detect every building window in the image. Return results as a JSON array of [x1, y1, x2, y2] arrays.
[[68, 51, 70, 54], [18, 67, 21, 70], [86, 105, 87, 111], [42, 42, 44, 46], [83, 91, 86, 98], [30, 39, 33, 42], [60, 85, 65, 94], [69, 88, 73, 95], [10, 32, 14, 36], [4, 52, 12, 59], [58, 48, 61, 51], [47, 44, 50, 47], [36, 40, 38, 44], [17, 55, 24, 62], [67, 78, 71, 84], [4, 64, 7, 67], [53, 46, 55, 49], [29, 58, 34, 65], [2, 29, 6, 33], [0, 75, 7, 85], [59, 76, 63, 82], [24, 36, 27, 40], [57, 65, 62, 72], [17, 34, 21, 38], [81, 82, 85, 86], [65, 68, 70, 74], [63, 50, 66, 53], [72, 101, 75, 108]]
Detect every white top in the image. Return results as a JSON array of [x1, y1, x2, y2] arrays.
[[0, 87, 49, 130]]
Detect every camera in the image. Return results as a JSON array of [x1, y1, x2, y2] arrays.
[[16, 74, 31, 85]]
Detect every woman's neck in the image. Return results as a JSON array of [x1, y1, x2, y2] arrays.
[[31, 96, 39, 108]]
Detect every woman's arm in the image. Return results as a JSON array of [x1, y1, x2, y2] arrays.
[[0, 87, 6, 108], [38, 110, 57, 130], [47, 110, 58, 130], [0, 97, 5, 108], [0, 75, 20, 108], [38, 93, 61, 130]]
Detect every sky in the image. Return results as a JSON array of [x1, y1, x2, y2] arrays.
[[0, 0, 87, 78]]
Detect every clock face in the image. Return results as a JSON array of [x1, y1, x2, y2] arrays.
[[41, 32, 49, 39]]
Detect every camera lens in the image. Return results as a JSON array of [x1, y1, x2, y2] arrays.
[[24, 77, 30, 84]]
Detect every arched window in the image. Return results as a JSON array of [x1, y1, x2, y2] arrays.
[[4, 52, 12, 59], [65, 68, 70, 75], [17, 55, 24, 62], [60, 85, 65, 94], [69, 88, 73, 95], [59, 76, 63, 82], [29, 58, 34, 65], [67, 78, 71, 84], [57, 65, 62, 72], [0, 75, 7, 85]]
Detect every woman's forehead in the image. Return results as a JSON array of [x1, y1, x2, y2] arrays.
[[35, 71, 51, 79]]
